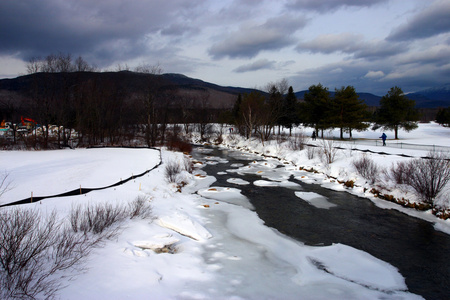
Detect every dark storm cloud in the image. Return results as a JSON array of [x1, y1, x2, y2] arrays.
[[0, 0, 201, 65], [387, 0, 450, 41], [286, 0, 388, 12], [208, 15, 307, 59]]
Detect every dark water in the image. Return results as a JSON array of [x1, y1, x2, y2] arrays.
[[194, 146, 450, 300]]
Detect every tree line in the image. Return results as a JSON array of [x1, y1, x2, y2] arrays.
[[0, 53, 425, 149], [0, 54, 226, 149], [229, 81, 420, 142]]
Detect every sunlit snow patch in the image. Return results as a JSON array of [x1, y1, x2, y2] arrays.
[[157, 211, 212, 241], [198, 186, 254, 210], [295, 192, 336, 209], [227, 178, 250, 185]]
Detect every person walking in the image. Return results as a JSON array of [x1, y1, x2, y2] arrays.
[[312, 131, 316, 141], [380, 133, 387, 146]]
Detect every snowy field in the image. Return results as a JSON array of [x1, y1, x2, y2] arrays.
[[0, 123, 449, 299]]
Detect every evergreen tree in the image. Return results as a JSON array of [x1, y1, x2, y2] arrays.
[[279, 86, 298, 136], [300, 83, 330, 137], [232, 94, 242, 124], [373, 86, 419, 139], [331, 86, 369, 139], [436, 107, 450, 127]]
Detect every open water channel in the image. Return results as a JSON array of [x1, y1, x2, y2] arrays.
[[193, 145, 450, 300]]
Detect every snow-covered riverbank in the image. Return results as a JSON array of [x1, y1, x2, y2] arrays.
[[1, 122, 448, 299], [215, 123, 450, 233], [2, 145, 426, 299]]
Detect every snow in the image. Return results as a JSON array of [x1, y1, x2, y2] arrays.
[[295, 191, 337, 209], [1, 122, 448, 299]]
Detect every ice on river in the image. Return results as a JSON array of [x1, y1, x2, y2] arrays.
[[295, 191, 337, 209], [254, 179, 301, 189], [226, 177, 250, 185], [198, 186, 255, 210]]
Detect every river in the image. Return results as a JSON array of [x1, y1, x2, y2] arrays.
[[193, 145, 450, 300]]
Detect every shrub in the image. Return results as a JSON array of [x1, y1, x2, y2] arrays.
[[70, 202, 127, 238], [352, 155, 380, 184], [164, 160, 182, 183], [0, 171, 12, 199], [0, 208, 95, 300], [319, 138, 339, 165], [128, 196, 153, 219], [407, 151, 450, 204], [289, 132, 308, 151], [306, 145, 316, 160], [384, 161, 414, 185]]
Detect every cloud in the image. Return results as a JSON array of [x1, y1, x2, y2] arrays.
[[234, 59, 276, 73], [208, 15, 307, 59], [0, 0, 202, 65], [296, 33, 405, 60], [160, 23, 199, 36], [397, 44, 450, 66], [286, 0, 388, 12], [387, 0, 450, 41], [290, 57, 448, 95], [364, 70, 385, 79], [296, 33, 363, 54]]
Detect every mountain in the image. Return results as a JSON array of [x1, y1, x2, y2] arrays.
[[295, 85, 450, 108], [294, 91, 381, 107], [1, 72, 448, 109], [0, 71, 262, 109], [406, 84, 450, 108]]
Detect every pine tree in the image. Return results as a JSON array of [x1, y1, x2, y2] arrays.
[[279, 86, 298, 136], [331, 86, 369, 139], [300, 83, 330, 138], [436, 107, 450, 127], [373, 86, 419, 139]]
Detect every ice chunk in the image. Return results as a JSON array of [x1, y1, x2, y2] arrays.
[[227, 178, 250, 185], [157, 212, 212, 241], [198, 186, 254, 210], [133, 233, 180, 250], [295, 192, 336, 209], [307, 243, 408, 292]]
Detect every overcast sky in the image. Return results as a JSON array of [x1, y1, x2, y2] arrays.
[[0, 0, 449, 95]]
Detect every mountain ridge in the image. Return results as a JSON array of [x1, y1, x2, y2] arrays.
[[0, 72, 448, 108]]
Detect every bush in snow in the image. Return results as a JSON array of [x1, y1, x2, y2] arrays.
[[318, 138, 339, 166], [164, 160, 182, 184], [306, 145, 316, 160], [289, 132, 308, 151], [384, 161, 414, 185], [0, 208, 96, 300], [352, 155, 380, 184], [406, 151, 450, 204], [0, 171, 12, 199], [128, 196, 153, 220], [69, 202, 128, 239]]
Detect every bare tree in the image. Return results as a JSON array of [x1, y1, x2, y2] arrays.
[[26, 57, 43, 74]]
